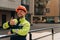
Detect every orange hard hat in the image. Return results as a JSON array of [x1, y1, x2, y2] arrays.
[[16, 5, 27, 13]]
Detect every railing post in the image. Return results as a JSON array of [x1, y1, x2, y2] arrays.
[[29, 32, 32, 40], [51, 28, 54, 40]]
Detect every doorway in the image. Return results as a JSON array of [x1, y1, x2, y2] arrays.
[[2, 15, 6, 25]]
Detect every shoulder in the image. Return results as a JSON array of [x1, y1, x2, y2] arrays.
[[12, 19, 18, 24], [25, 20, 30, 25]]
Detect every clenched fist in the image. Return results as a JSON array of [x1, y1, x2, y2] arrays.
[[10, 17, 18, 25]]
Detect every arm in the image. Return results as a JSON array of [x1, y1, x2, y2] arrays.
[[12, 22, 30, 36], [3, 19, 18, 29], [3, 22, 9, 29]]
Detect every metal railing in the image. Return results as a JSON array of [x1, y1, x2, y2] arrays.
[[32, 16, 60, 23], [29, 27, 55, 40], [0, 26, 60, 40], [0, 34, 14, 39]]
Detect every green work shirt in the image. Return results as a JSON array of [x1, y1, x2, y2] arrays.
[[3, 17, 30, 36]]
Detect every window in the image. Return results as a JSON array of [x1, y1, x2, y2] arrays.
[[21, 0, 26, 4], [46, 8, 50, 13], [34, 0, 46, 15], [46, 17, 55, 23], [21, 0, 29, 5], [2, 15, 6, 25], [21, 0, 29, 11], [46, 0, 50, 4], [33, 16, 40, 23], [25, 14, 31, 22], [11, 11, 15, 18]]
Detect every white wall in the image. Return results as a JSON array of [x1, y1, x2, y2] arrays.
[[0, 0, 21, 10]]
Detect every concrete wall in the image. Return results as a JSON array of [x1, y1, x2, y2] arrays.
[[46, 0, 59, 16], [0, 11, 11, 27], [0, 0, 21, 10], [29, 0, 34, 15]]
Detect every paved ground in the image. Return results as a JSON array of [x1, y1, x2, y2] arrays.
[[0, 28, 60, 40], [31, 23, 60, 29], [26, 28, 60, 40], [0, 24, 60, 40]]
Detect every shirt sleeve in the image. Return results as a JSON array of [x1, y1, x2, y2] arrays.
[[3, 22, 9, 29], [12, 22, 30, 36], [3, 19, 18, 29]]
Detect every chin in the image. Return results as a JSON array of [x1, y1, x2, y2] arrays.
[[18, 15, 21, 17]]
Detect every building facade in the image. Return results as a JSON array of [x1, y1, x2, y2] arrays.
[[30, 0, 60, 24], [0, 0, 30, 27], [0, 0, 60, 27], [0, 0, 21, 27]]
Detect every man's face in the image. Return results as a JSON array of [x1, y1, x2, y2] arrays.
[[17, 10, 26, 17]]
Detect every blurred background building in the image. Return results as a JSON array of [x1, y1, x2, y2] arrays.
[[0, 0, 21, 27], [0, 0, 60, 28], [30, 0, 60, 24]]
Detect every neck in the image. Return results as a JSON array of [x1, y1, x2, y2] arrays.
[[19, 16, 25, 18]]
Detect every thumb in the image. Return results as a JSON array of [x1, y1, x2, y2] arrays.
[[8, 31, 11, 35], [10, 17, 14, 22], [10, 17, 14, 20]]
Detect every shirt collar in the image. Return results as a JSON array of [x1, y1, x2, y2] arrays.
[[19, 17, 26, 22]]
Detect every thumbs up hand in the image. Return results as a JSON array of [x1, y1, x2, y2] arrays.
[[10, 17, 16, 25]]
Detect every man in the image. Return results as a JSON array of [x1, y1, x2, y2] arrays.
[[3, 5, 30, 40]]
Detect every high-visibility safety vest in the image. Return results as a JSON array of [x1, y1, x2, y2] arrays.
[[3, 17, 30, 36]]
